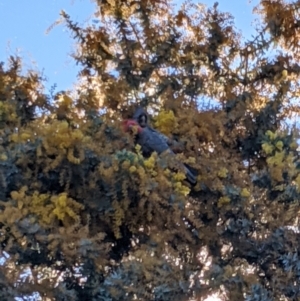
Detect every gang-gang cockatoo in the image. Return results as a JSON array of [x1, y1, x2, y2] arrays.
[[122, 108, 197, 185]]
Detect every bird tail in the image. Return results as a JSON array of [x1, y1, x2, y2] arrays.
[[183, 163, 198, 186], [184, 163, 198, 176], [160, 151, 198, 186]]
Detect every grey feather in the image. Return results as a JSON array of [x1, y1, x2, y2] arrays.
[[132, 108, 197, 185]]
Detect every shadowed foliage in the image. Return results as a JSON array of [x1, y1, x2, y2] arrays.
[[1, 0, 300, 300]]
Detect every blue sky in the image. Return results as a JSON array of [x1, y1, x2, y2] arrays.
[[0, 0, 259, 94]]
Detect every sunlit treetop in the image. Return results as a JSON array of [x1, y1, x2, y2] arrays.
[[1, 1, 300, 300]]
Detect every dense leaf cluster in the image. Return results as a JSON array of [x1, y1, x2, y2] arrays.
[[1, 0, 300, 300]]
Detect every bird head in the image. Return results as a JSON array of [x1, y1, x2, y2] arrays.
[[122, 119, 143, 134]]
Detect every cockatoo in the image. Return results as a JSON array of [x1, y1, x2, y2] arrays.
[[122, 108, 197, 185]]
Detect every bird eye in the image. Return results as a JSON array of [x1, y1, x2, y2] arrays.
[[139, 115, 147, 126]]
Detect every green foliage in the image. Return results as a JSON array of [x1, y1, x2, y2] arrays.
[[1, 0, 300, 300]]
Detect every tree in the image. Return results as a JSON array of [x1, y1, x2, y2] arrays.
[[1, 0, 300, 300]]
